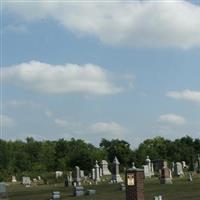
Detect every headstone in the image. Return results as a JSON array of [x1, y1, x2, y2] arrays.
[[74, 166, 81, 186], [160, 167, 172, 184], [143, 156, 154, 178], [38, 176, 41, 181], [68, 171, 73, 186], [95, 161, 100, 182], [188, 173, 193, 182], [174, 162, 184, 176], [143, 165, 151, 178], [101, 160, 111, 175], [196, 154, 200, 173], [0, 182, 7, 198], [73, 186, 85, 196], [55, 171, 63, 178], [120, 182, 126, 191], [80, 170, 84, 178], [91, 168, 95, 181], [154, 196, 162, 200], [111, 156, 123, 183], [22, 177, 31, 186], [11, 176, 17, 183], [52, 191, 60, 199], [125, 168, 144, 200], [99, 167, 103, 177]]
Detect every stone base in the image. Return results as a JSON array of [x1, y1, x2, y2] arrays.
[[160, 178, 172, 184]]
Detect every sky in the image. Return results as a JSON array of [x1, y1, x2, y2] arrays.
[[1, 0, 200, 147]]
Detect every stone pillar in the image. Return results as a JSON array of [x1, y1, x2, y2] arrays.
[[95, 161, 100, 182], [75, 166, 81, 186], [125, 168, 144, 200], [99, 167, 103, 177], [92, 168, 95, 180], [112, 156, 123, 183]]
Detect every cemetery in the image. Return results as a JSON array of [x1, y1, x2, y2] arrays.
[[1, 147, 200, 200]]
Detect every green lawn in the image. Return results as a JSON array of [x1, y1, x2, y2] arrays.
[[6, 176, 200, 200]]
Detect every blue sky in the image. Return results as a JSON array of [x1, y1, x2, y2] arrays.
[[1, 0, 200, 147]]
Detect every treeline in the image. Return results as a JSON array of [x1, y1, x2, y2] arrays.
[[0, 136, 200, 181]]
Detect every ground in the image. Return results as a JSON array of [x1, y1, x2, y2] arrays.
[[6, 176, 200, 200]]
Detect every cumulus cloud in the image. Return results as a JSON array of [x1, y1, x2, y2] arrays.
[[0, 114, 15, 127], [158, 114, 186, 125], [3, 60, 122, 95], [90, 121, 125, 138], [167, 90, 200, 103], [5, 1, 200, 48]]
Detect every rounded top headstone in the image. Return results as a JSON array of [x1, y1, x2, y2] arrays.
[[101, 160, 108, 165]]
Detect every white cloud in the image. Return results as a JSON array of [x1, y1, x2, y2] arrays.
[[5, 1, 200, 48], [167, 90, 200, 103], [158, 114, 186, 125], [54, 118, 68, 127], [0, 114, 15, 127], [3, 60, 122, 95], [90, 121, 125, 138]]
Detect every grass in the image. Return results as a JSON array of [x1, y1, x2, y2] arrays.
[[6, 175, 200, 200]]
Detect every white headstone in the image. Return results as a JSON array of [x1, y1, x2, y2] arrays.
[[92, 168, 95, 181], [22, 177, 31, 186], [174, 162, 184, 176], [101, 160, 111, 175], [75, 166, 81, 186], [55, 171, 63, 178], [95, 161, 100, 182], [11, 176, 17, 183]]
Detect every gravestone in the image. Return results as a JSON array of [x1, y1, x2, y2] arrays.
[[188, 173, 193, 182], [174, 162, 184, 176], [143, 156, 154, 178], [101, 160, 111, 175], [99, 167, 103, 177], [91, 168, 95, 181], [11, 176, 17, 183], [125, 168, 144, 200], [120, 182, 126, 191], [73, 186, 85, 196], [160, 167, 172, 184], [74, 166, 81, 186], [95, 161, 100, 182], [80, 170, 84, 178], [0, 182, 7, 198], [55, 171, 63, 179], [154, 196, 162, 200], [51, 191, 60, 199], [68, 171, 73, 186], [111, 156, 123, 183], [22, 177, 31, 186]]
